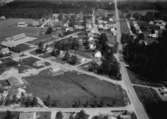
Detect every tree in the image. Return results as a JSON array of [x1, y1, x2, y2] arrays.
[[96, 33, 108, 53], [5, 111, 12, 119], [99, 57, 120, 80], [71, 39, 79, 51], [45, 27, 53, 34], [68, 55, 78, 65], [45, 95, 52, 106], [88, 61, 99, 72], [133, 12, 142, 20], [69, 114, 74, 119], [62, 51, 70, 61], [75, 110, 89, 119], [36, 42, 46, 53], [56, 111, 63, 119], [32, 97, 38, 106], [51, 49, 60, 57]]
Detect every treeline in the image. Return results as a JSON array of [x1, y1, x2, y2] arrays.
[[0, 1, 114, 18], [118, 1, 167, 11]]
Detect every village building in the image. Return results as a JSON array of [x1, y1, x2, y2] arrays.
[[1, 33, 36, 48], [17, 21, 28, 28]]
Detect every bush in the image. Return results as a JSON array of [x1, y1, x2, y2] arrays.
[[75, 110, 89, 119], [56, 111, 63, 119]]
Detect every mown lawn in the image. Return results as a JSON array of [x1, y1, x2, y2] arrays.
[[24, 70, 128, 107]]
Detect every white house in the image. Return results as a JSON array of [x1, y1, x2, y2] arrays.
[[94, 51, 102, 59], [17, 21, 28, 28], [89, 43, 96, 50], [0, 47, 10, 55]]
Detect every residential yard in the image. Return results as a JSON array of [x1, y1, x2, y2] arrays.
[[36, 112, 51, 119], [134, 86, 167, 119], [24, 70, 128, 107]]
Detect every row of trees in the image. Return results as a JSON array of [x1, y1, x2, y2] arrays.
[[4, 94, 38, 107], [126, 11, 167, 22], [55, 111, 89, 119], [54, 38, 80, 51], [2, 110, 89, 119], [44, 95, 117, 108]]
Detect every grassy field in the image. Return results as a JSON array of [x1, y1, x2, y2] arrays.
[[24, 70, 128, 107], [0, 18, 40, 41], [134, 86, 167, 119]]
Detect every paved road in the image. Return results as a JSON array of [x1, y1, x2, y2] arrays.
[[0, 106, 132, 119], [0, 9, 135, 119], [114, 0, 149, 119], [47, 32, 80, 46], [0, 106, 131, 112]]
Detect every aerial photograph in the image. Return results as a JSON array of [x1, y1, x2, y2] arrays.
[[0, 0, 167, 119]]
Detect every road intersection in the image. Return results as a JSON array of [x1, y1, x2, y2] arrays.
[[114, 0, 149, 119], [0, 1, 150, 119]]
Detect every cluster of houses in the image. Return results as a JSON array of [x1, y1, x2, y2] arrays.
[[148, 20, 166, 38], [85, 10, 117, 65], [129, 16, 167, 46], [0, 75, 25, 105], [39, 13, 85, 33], [0, 67, 42, 107]]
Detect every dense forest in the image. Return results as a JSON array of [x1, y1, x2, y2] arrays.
[[0, 1, 114, 18], [122, 25, 167, 84], [118, 1, 167, 11]]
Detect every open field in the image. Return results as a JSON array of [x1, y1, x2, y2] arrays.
[[0, 18, 41, 41], [134, 86, 167, 119], [24, 70, 128, 107]]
